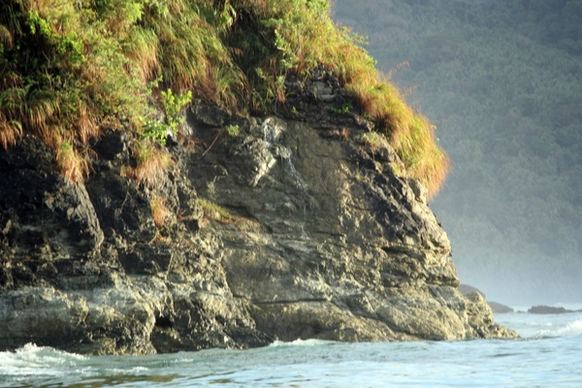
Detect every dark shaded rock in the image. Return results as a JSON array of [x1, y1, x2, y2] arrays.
[[91, 131, 127, 161], [0, 109, 516, 355], [489, 301, 514, 314], [189, 100, 230, 127], [0, 135, 104, 268]]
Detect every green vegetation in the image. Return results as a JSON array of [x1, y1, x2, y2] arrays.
[[334, 0, 582, 302], [144, 88, 192, 145], [124, 141, 172, 187], [197, 198, 236, 223], [331, 103, 353, 114], [225, 124, 240, 137], [359, 132, 388, 151], [0, 0, 447, 192]]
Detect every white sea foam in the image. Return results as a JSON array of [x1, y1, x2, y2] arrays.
[[537, 319, 582, 337], [107, 366, 151, 374], [269, 338, 333, 347], [555, 319, 582, 336], [0, 343, 85, 376], [0, 320, 580, 388]]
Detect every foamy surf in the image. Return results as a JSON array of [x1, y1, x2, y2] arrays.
[[0, 343, 86, 376], [268, 338, 334, 347], [536, 319, 582, 338], [0, 321, 580, 388]]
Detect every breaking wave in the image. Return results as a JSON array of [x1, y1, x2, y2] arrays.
[[0, 343, 85, 376], [269, 338, 334, 347], [537, 319, 582, 338]]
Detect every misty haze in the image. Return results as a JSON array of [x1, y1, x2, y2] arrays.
[[335, 0, 582, 305]]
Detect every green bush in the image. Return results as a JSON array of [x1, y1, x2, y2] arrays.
[[144, 89, 192, 146], [225, 124, 240, 137]]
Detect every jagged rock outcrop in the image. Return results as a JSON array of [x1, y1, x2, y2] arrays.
[[459, 284, 514, 314], [0, 103, 515, 354]]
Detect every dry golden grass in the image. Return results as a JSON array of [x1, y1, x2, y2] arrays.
[[0, 113, 22, 149], [56, 141, 88, 183], [24, 99, 57, 133], [76, 101, 99, 144], [127, 142, 172, 187], [150, 194, 172, 228], [0, 24, 13, 49], [2, 0, 448, 195], [125, 27, 160, 83]]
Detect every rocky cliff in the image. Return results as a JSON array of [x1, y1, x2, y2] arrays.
[[0, 79, 515, 354]]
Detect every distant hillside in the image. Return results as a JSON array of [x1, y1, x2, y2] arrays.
[[334, 0, 582, 304]]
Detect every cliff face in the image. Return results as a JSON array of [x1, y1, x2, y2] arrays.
[[0, 81, 514, 354]]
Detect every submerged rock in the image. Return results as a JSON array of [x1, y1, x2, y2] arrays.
[[0, 110, 516, 354]]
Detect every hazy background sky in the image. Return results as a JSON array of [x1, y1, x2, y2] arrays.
[[333, 0, 582, 305]]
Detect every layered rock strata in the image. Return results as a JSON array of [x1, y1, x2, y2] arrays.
[[0, 101, 515, 354]]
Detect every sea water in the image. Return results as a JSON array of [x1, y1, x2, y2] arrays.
[[1, 310, 581, 387]]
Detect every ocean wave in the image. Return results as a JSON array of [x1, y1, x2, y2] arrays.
[[537, 319, 582, 338], [269, 338, 334, 347], [0, 343, 86, 376]]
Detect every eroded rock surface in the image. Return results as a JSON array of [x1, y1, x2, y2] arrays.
[[459, 284, 514, 314], [0, 110, 515, 354]]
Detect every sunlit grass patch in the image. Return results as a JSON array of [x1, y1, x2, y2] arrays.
[[56, 140, 89, 183], [125, 141, 172, 188], [150, 194, 172, 228], [1, 0, 448, 196]]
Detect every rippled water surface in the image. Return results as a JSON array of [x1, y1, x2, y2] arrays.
[[1, 311, 582, 387]]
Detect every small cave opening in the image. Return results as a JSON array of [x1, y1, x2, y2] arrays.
[[155, 315, 174, 329]]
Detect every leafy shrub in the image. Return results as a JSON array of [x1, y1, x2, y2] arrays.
[[225, 124, 240, 137], [144, 89, 192, 145]]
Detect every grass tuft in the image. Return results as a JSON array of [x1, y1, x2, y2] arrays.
[[1, 0, 448, 196], [127, 141, 172, 188], [360, 131, 390, 151], [56, 140, 89, 183], [150, 194, 172, 228], [0, 111, 22, 149]]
